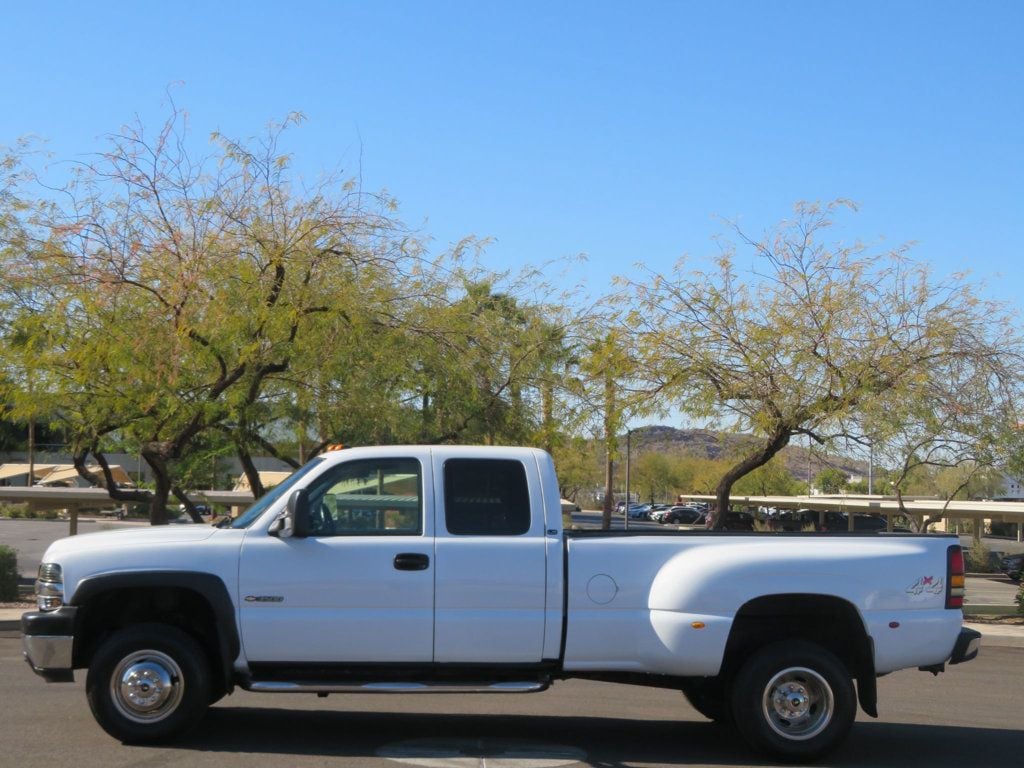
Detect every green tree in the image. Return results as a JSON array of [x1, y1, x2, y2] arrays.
[[577, 327, 640, 529], [684, 455, 733, 495], [551, 437, 602, 504], [735, 457, 803, 496], [405, 275, 573, 447], [846, 478, 869, 494], [814, 468, 849, 494], [633, 451, 680, 503]]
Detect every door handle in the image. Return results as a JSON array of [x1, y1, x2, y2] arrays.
[[394, 552, 430, 571]]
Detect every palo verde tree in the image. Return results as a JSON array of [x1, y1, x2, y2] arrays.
[[0, 108, 416, 522], [625, 201, 1022, 529], [860, 343, 1022, 530]]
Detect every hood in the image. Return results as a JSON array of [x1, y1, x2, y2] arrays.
[[43, 524, 218, 562]]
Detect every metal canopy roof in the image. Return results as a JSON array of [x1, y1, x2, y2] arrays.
[[681, 493, 1024, 521], [0, 463, 57, 481]]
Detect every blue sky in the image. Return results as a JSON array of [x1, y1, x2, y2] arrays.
[[4, 1, 1022, 305]]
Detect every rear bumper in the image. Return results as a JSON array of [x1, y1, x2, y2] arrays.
[[948, 627, 982, 665], [21, 607, 77, 683]]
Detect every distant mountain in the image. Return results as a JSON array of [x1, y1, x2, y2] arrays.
[[626, 425, 868, 480]]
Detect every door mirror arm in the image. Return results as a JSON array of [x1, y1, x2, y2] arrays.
[[271, 489, 311, 538]]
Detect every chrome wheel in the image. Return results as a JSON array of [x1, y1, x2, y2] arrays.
[[110, 649, 185, 724], [761, 665, 834, 741]]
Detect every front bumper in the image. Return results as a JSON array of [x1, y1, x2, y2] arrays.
[[21, 607, 78, 683], [948, 627, 982, 665]]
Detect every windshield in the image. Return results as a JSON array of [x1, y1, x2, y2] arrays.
[[230, 458, 325, 529]]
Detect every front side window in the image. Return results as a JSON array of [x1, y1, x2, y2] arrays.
[[231, 458, 325, 529], [444, 459, 530, 536], [304, 458, 422, 536]]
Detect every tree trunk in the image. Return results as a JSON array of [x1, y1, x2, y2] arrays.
[[237, 445, 265, 499], [602, 451, 614, 531], [601, 371, 617, 531], [541, 380, 554, 454], [142, 448, 174, 525], [172, 486, 205, 523], [72, 446, 152, 509], [712, 428, 792, 530]]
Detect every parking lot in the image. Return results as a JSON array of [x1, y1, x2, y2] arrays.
[[2, 630, 1022, 768]]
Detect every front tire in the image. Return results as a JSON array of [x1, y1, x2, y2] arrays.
[[730, 640, 855, 763], [86, 623, 210, 743]]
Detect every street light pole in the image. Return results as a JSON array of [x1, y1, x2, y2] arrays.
[[868, 440, 874, 495], [625, 429, 633, 531]]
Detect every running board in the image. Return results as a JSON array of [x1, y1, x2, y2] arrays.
[[244, 680, 549, 694]]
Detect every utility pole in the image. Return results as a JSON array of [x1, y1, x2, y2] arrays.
[[868, 440, 874, 495], [27, 416, 35, 487], [806, 434, 812, 489], [625, 429, 634, 531]]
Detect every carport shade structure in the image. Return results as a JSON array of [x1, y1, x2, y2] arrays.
[[0, 464, 57, 484], [677, 493, 1024, 541]]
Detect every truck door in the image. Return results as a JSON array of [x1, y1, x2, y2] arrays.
[[238, 455, 434, 663], [431, 454, 549, 663]]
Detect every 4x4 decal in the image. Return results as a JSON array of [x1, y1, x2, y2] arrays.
[[906, 576, 944, 596]]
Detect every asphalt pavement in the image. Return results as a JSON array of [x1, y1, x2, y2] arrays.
[[2, 633, 1022, 768]]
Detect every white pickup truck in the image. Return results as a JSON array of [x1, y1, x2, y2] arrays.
[[22, 445, 980, 762]]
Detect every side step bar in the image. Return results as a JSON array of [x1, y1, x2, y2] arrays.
[[245, 680, 550, 694]]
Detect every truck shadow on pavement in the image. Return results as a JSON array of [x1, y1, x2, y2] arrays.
[[168, 707, 1023, 767]]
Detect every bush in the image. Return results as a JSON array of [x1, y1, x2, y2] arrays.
[[965, 540, 999, 573], [1017, 580, 1024, 616], [0, 502, 29, 519], [0, 504, 61, 520], [0, 545, 18, 601]]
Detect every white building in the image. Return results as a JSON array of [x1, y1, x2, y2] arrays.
[[996, 474, 1024, 501]]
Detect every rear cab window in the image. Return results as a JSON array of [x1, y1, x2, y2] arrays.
[[443, 458, 530, 535]]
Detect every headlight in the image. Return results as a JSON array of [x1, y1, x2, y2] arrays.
[[35, 563, 64, 612]]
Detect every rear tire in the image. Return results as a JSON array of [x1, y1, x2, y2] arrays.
[[730, 640, 855, 763], [86, 623, 210, 743]]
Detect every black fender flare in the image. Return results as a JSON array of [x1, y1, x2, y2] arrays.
[[72, 571, 240, 693]]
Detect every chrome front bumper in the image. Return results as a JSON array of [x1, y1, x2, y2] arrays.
[[23, 634, 73, 669], [21, 607, 77, 683]]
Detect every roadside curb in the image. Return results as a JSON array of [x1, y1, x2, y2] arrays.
[[964, 621, 1024, 649], [0, 608, 25, 631]]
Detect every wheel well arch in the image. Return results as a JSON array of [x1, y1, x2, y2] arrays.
[[70, 572, 239, 696], [721, 593, 877, 717]]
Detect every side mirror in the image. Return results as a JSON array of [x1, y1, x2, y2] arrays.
[[271, 489, 311, 538]]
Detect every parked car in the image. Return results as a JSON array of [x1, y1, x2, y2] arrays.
[[999, 552, 1023, 581], [775, 510, 899, 533], [702, 510, 756, 531], [177, 503, 212, 517], [628, 503, 652, 519], [659, 505, 704, 525], [647, 505, 671, 524]]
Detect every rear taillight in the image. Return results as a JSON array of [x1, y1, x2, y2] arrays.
[[946, 545, 965, 609]]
